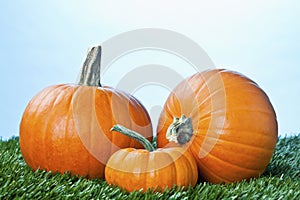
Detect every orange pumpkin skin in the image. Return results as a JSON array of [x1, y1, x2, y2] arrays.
[[157, 69, 278, 183], [105, 147, 198, 192], [20, 46, 152, 178], [20, 84, 152, 179]]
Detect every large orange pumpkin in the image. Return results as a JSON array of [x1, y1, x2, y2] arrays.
[[157, 69, 278, 183], [20, 46, 152, 178], [105, 125, 198, 192]]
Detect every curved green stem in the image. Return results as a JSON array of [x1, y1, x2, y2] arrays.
[[166, 115, 193, 145], [111, 124, 155, 152], [77, 46, 102, 87]]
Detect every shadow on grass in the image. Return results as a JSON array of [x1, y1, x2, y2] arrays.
[[262, 134, 300, 180]]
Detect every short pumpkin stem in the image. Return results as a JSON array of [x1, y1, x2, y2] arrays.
[[111, 125, 155, 152], [77, 45, 102, 87], [166, 115, 193, 145]]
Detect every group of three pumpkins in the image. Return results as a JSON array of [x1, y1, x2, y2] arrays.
[[20, 46, 277, 192]]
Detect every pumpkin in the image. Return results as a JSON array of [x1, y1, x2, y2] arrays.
[[19, 46, 152, 179], [156, 69, 278, 183], [105, 125, 198, 192]]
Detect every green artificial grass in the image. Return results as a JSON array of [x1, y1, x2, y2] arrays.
[[0, 135, 299, 199]]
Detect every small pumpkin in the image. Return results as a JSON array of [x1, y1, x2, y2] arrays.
[[20, 46, 152, 178], [157, 69, 278, 183], [105, 125, 198, 192]]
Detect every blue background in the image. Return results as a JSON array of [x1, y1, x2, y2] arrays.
[[1, 0, 299, 139]]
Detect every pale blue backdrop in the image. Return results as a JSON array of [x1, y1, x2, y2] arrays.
[[1, 0, 299, 139]]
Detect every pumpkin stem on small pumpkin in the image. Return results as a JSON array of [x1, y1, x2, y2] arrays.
[[111, 125, 155, 152], [166, 115, 193, 145], [77, 46, 102, 87]]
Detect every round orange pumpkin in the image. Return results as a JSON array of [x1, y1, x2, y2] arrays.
[[19, 46, 152, 178], [105, 125, 198, 192], [157, 69, 278, 183]]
